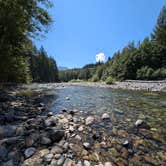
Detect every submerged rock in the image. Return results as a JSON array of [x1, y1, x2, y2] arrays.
[[101, 113, 110, 120], [135, 119, 143, 127]]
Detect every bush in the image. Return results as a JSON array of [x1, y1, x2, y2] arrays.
[[105, 76, 115, 84], [91, 75, 99, 82]]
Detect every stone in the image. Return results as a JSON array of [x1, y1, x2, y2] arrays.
[[44, 153, 53, 163], [38, 149, 50, 157], [0, 146, 8, 160], [0, 125, 16, 138], [5, 110, 14, 122], [57, 156, 65, 165], [47, 112, 53, 117], [48, 129, 65, 142], [50, 159, 57, 165], [69, 109, 78, 115], [41, 137, 52, 145], [50, 146, 63, 154], [135, 119, 143, 127], [104, 162, 112, 166], [85, 116, 94, 125], [123, 140, 129, 147], [24, 147, 36, 159], [84, 160, 91, 166], [83, 142, 90, 149], [77, 160, 83, 166], [69, 126, 75, 132], [2, 160, 14, 166], [101, 113, 110, 120], [75, 135, 82, 141], [114, 109, 124, 115], [63, 158, 73, 166], [25, 136, 35, 147], [66, 97, 70, 100], [63, 142, 69, 150], [78, 125, 84, 132], [54, 154, 61, 159]]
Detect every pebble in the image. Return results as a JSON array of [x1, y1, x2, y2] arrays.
[[24, 147, 36, 159], [85, 116, 94, 125], [47, 112, 53, 117], [104, 162, 112, 166], [123, 140, 129, 147], [101, 113, 110, 120], [135, 119, 143, 126], [78, 125, 84, 132], [41, 136, 52, 145], [44, 153, 53, 162], [83, 142, 90, 149], [57, 156, 65, 165], [63, 158, 73, 166], [50, 146, 63, 154], [84, 160, 91, 166], [75, 135, 82, 141]]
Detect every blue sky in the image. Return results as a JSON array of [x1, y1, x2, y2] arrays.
[[35, 0, 166, 68]]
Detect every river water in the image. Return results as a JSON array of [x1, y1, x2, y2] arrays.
[[27, 84, 166, 164]]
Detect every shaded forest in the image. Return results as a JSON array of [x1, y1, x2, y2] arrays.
[[0, 0, 58, 83]]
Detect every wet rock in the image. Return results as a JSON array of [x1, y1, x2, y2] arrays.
[[2, 160, 14, 166], [40, 136, 52, 145], [57, 156, 65, 165], [85, 116, 94, 125], [16, 126, 24, 136], [84, 160, 91, 166], [66, 97, 70, 100], [63, 158, 73, 166], [63, 142, 69, 150], [101, 113, 110, 120], [0, 125, 16, 138], [48, 128, 65, 142], [0, 146, 8, 160], [24, 147, 36, 159], [104, 162, 112, 166], [83, 142, 90, 149], [69, 109, 78, 115], [114, 109, 124, 115], [5, 110, 14, 122], [25, 136, 35, 147], [44, 116, 57, 127], [47, 112, 53, 117], [50, 146, 63, 154], [123, 140, 129, 147], [77, 160, 83, 166], [135, 119, 143, 127], [44, 153, 53, 163]]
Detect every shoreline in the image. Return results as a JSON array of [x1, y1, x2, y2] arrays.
[[39, 80, 166, 93]]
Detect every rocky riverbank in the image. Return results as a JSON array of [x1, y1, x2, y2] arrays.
[[56, 80, 166, 93], [0, 85, 166, 166]]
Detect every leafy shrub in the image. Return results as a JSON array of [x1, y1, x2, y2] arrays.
[[91, 75, 99, 82], [105, 76, 115, 84]]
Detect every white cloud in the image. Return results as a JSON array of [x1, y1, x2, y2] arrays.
[[96, 53, 105, 62]]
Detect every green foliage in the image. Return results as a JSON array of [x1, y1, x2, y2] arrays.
[[0, 0, 52, 83], [91, 75, 99, 82], [105, 76, 115, 84]]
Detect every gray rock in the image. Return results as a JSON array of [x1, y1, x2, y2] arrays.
[[54, 154, 61, 159], [77, 160, 83, 166], [75, 135, 82, 141], [5, 110, 14, 122], [48, 128, 65, 142], [50, 159, 57, 165], [50, 146, 63, 154], [66, 97, 70, 100], [2, 160, 14, 166], [123, 140, 129, 147], [44, 153, 53, 163], [57, 156, 65, 165], [78, 125, 84, 132], [47, 112, 53, 117], [114, 109, 124, 115], [85, 116, 94, 125], [24, 147, 36, 159], [41, 137, 52, 145], [0, 146, 7, 160], [63, 158, 73, 166], [63, 142, 69, 150], [0, 125, 16, 138]]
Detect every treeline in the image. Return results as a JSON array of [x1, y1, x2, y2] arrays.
[[0, 0, 58, 83], [59, 5, 166, 82]]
